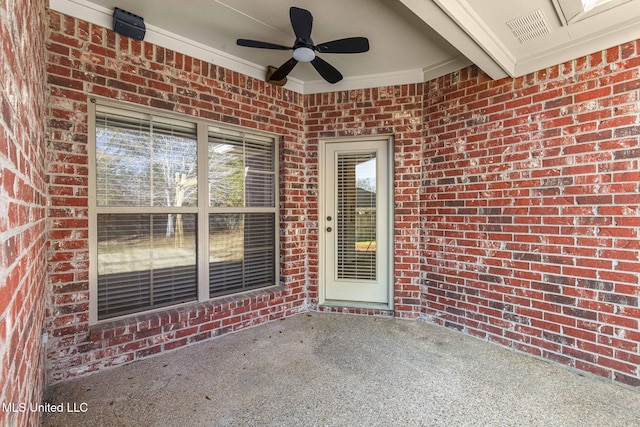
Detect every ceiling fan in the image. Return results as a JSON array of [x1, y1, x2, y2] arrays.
[[237, 6, 369, 84]]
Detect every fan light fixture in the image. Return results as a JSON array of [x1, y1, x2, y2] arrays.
[[236, 7, 370, 84], [293, 47, 315, 62]]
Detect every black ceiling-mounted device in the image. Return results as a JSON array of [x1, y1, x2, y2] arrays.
[[237, 7, 369, 84], [113, 7, 146, 40]]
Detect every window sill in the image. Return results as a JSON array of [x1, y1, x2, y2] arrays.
[[89, 285, 287, 342]]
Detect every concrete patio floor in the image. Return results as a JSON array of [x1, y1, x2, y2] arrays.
[[43, 313, 639, 426]]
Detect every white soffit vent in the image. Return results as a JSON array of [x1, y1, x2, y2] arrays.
[[507, 9, 553, 43]]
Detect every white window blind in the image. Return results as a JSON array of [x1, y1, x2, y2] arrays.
[[97, 214, 197, 319], [337, 153, 377, 281], [95, 106, 198, 208], [95, 106, 199, 320], [208, 213, 276, 297], [208, 126, 277, 298]]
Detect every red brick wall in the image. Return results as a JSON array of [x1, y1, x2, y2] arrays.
[[45, 10, 640, 387], [422, 47, 640, 386], [0, 0, 48, 424], [45, 11, 308, 383], [305, 87, 424, 318]]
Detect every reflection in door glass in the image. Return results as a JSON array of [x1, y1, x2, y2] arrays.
[[336, 153, 376, 280]]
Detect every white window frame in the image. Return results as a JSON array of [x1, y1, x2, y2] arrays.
[[87, 98, 280, 324]]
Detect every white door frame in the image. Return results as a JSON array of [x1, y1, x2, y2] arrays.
[[318, 136, 394, 310]]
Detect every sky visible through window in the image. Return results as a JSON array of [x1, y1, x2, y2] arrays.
[[356, 157, 376, 192]]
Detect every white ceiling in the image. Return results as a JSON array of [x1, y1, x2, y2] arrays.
[[50, 0, 640, 94]]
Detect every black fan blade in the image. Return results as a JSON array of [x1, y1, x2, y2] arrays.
[[237, 39, 290, 50], [270, 57, 298, 81], [290, 7, 313, 41], [316, 37, 369, 54], [311, 57, 342, 84]]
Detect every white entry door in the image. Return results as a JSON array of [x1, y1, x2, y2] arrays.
[[322, 138, 391, 305]]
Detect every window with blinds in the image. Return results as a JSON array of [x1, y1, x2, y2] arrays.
[[208, 127, 276, 298], [95, 106, 198, 208], [336, 153, 377, 281], [209, 213, 275, 297], [97, 214, 197, 319], [92, 103, 278, 322]]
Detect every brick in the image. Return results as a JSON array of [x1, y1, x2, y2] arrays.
[[613, 125, 640, 138], [614, 372, 640, 387], [575, 87, 611, 102], [2, 1, 48, 424]]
